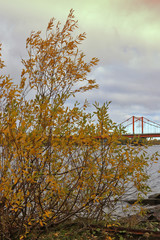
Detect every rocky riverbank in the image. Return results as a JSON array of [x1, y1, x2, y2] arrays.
[[115, 193, 160, 239], [125, 193, 160, 206]]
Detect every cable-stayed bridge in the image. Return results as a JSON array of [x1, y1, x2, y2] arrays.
[[119, 116, 160, 138]]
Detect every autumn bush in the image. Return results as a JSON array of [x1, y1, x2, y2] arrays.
[[0, 10, 155, 240]]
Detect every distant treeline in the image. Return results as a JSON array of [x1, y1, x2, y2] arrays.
[[119, 137, 160, 145]]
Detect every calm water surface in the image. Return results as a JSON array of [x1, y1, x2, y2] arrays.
[[146, 145, 160, 194], [114, 145, 160, 217]]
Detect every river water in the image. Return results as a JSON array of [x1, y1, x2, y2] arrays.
[[113, 145, 160, 217], [145, 145, 160, 194]]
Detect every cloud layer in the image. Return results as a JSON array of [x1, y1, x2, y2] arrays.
[[1, 0, 160, 125]]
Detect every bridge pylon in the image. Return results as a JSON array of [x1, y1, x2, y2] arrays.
[[132, 116, 143, 135]]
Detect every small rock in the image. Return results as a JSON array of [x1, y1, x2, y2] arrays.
[[125, 198, 160, 205], [148, 193, 160, 199], [147, 214, 159, 221], [124, 199, 137, 204]]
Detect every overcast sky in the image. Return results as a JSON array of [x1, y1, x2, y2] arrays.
[[1, 0, 160, 126]]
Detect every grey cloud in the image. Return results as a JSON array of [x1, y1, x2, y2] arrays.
[[1, 0, 160, 125]]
